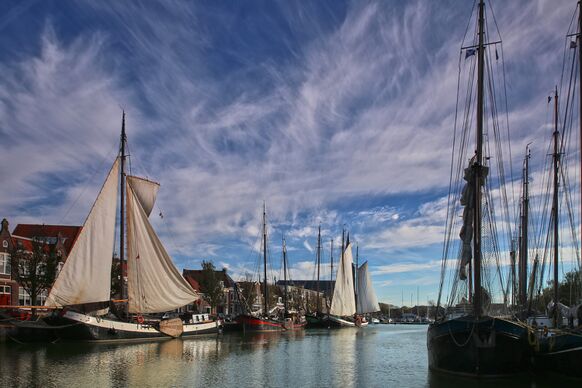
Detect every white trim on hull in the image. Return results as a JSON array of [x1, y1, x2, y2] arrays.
[[54, 311, 220, 342]]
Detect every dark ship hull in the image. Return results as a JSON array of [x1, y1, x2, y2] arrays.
[[533, 330, 582, 378], [427, 315, 530, 377]]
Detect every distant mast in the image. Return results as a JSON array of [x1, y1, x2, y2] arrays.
[[518, 145, 530, 307], [119, 111, 127, 300], [283, 237, 288, 315], [263, 203, 268, 317], [330, 238, 334, 310], [552, 88, 560, 328], [316, 225, 321, 313]]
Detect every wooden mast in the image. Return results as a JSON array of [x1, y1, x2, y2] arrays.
[[283, 236, 288, 316], [552, 87, 560, 328], [355, 244, 359, 314], [330, 238, 334, 311], [262, 203, 268, 318], [578, 0, 582, 292], [473, 0, 485, 317], [316, 225, 321, 313], [119, 111, 126, 301], [519, 145, 530, 307]]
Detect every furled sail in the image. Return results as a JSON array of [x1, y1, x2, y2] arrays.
[[126, 175, 159, 217], [330, 243, 356, 316], [126, 177, 198, 313], [356, 261, 380, 314], [46, 159, 119, 307], [459, 162, 488, 280]]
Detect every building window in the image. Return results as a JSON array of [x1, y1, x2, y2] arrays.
[[0, 285, 10, 294], [2, 240, 7, 248], [0, 253, 11, 275], [19, 288, 30, 306], [19, 288, 47, 306]]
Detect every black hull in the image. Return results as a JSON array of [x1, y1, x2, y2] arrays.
[[427, 316, 530, 377], [534, 331, 582, 379], [305, 314, 328, 328]]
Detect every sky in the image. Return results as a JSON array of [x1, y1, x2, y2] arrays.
[[0, 0, 579, 307]]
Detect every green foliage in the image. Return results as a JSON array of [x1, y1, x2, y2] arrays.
[[11, 239, 60, 306], [534, 269, 582, 310], [110, 255, 122, 298], [199, 260, 224, 313]]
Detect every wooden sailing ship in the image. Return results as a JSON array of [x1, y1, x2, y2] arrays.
[[531, 2, 582, 377], [14, 113, 221, 341], [236, 204, 306, 332], [427, 0, 530, 376]]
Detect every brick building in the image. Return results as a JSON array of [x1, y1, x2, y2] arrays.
[[0, 219, 82, 306], [182, 268, 243, 316]]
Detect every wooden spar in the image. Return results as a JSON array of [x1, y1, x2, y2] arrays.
[[330, 238, 334, 300], [553, 87, 560, 328], [518, 144, 531, 307], [263, 203, 268, 317], [355, 244, 359, 314], [473, 0, 485, 317], [119, 111, 126, 300], [0, 305, 61, 309], [316, 225, 321, 313], [579, 0, 582, 288], [283, 237, 288, 315]]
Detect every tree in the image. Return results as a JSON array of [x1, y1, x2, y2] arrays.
[[199, 260, 224, 314], [534, 269, 582, 311], [110, 254, 122, 299], [11, 239, 60, 311]]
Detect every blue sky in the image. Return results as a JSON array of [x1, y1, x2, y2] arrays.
[[0, 0, 578, 306]]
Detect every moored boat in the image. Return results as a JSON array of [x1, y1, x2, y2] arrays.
[[427, 0, 531, 377], [12, 113, 220, 342]]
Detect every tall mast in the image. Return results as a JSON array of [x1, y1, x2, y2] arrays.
[[316, 225, 321, 313], [263, 203, 268, 317], [341, 229, 345, 265], [330, 238, 334, 300], [552, 88, 560, 328], [519, 146, 531, 307], [473, 0, 485, 317], [283, 236, 288, 315], [119, 111, 126, 300], [578, 0, 582, 291], [355, 244, 359, 313]]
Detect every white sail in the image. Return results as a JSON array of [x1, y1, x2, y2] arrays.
[[356, 262, 380, 314], [330, 243, 356, 316], [46, 159, 119, 307], [126, 175, 159, 217], [126, 177, 198, 313]]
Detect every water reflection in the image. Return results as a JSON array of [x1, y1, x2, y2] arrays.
[[4, 325, 575, 387]]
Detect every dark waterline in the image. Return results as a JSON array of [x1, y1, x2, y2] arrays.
[[0, 325, 579, 387]]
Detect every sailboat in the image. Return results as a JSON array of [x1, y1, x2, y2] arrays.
[[305, 225, 328, 328], [356, 260, 380, 322], [237, 204, 305, 332], [328, 232, 359, 327], [36, 113, 221, 341], [531, 3, 582, 376], [427, 0, 530, 376]]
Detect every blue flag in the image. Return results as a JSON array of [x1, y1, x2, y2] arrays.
[[465, 48, 476, 59]]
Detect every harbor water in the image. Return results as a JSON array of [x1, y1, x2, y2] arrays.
[[0, 324, 578, 387]]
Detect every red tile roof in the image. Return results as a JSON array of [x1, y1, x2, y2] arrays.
[[12, 224, 82, 255], [182, 269, 235, 292]]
